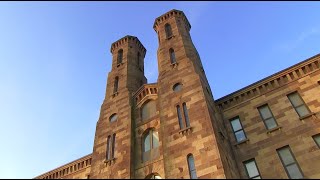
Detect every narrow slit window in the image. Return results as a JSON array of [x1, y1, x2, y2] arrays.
[[230, 117, 247, 142], [187, 154, 197, 179], [177, 105, 184, 129], [277, 146, 304, 179], [106, 136, 112, 160], [287, 92, 311, 118], [183, 103, 190, 127], [257, 104, 278, 130], [243, 159, 261, 179], [165, 23, 173, 38], [112, 133, 116, 159], [312, 134, 320, 148], [117, 49, 123, 64], [169, 48, 176, 64], [114, 77, 119, 93]]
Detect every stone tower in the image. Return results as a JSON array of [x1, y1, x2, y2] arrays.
[[89, 35, 147, 178], [153, 9, 240, 178]]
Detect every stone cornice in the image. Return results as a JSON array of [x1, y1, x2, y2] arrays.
[[110, 35, 146, 55], [132, 83, 158, 105], [215, 53, 320, 111], [153, 9, 191, 32]]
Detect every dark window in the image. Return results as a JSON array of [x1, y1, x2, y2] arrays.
[[183, 103, 190, 128], [230, 117, 247, 142], [257, 104, 278, 130], [173, 83, 182, 92], [177, 105, 184, 129], [106, 134, 116, 160], [187, 154, 197, 179], [287, 92, 311, 118], [109, 113, 118, 122], [106, 135, 112, 160], [169, 48, 176, 64], [141, 100, 157, 121], [277, 146, 304, 179], [114, 77, 119, 93], [312, 134, 320, 148], [117, 49, 123, 64], [243, 159, 261, 179], [165, 23, 173, 38], [143, 129, 159, 162]]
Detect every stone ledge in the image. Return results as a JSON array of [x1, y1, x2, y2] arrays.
[[178, 126, 192, 135], [104, 158, 116, 166], [234, 138, 250, 146], [266, 126, 282, 134], [299, 112, 316, 120]]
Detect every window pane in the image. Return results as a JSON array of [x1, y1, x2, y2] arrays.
[[190, 171, 197, 179], [117, 50, 123, 64], [110, 114, 117, 122], [313, 135, 320, 148], [177, 106, 184, 129], [152, 131, 159, 148], [144, 133, 151, 152], [288, 93, 303, 107], [286, 164, 303, 179], [259, 106, 272, 119], [296, 105, 310, 117], [245, 161, 260, 178], [231, 118, 242, 131], [265, 118, 277, 129], [188, 155, 197, 179], [142, 101, 157, 121], [235, 130, 246, 142], [183, 103, 190, 127], [278, 148, 295, 165], [173, 83, 182, 92], [170, 49, 176, 64]]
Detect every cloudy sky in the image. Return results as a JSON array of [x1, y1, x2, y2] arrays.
[[0, 1, 320, 178]]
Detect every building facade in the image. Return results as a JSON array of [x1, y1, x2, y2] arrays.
[[35, 9, 320, 179]]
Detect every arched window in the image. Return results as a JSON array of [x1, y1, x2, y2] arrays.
[[173, 83, 182, 92], [109, 113, 118, 122], [117, 49, 123, 64], [145, 173, 162, 179], [142, 129, 159, 162], [169, 48, 176, 64], [106, 134, 116, 160], [165, 23, 173, 38], [106, 135, 112, 160], [114, 76, 119, 93], [176, 105, 184, 129], [112, 133, 116, 159], [187, 154, 197, 179], [141, 100, 157, 121], [183, 103, 190, 127]]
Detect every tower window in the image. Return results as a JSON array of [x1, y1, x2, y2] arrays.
[[141, 100, 157, 121], [117, 49, 123, 64], [173, 83, 182, 92], [177, 102, 191, 130], [187, 154, 197, 179], [169, 48, 176, 64], [183, 103, 190, 128], [287, 92, 311, 118], [230, 117, 247, 142], [243, 159, 261, 179], [109, 113, 118, 122], [313, 134, 320, 148], [142, 129, 159, 162], [106, 134, 116, 160], [257, 104, 278, 130], [165, 23, 173, 38], [114, 77, 119, 94], [176, 105, 184, 129], [277, 146, 304, 179]]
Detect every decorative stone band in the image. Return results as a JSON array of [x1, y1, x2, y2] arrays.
[[215, 53, 320, 111], [153, 9, 191, 32], [34, 154, 92, 179], [132, 83, 158, 105], [110, 35, 146, 55]]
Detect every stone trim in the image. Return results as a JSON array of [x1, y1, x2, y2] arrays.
[[110, 35, 146, 54], [153, 9, 191, 32]]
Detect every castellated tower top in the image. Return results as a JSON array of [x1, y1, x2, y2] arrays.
[[110, 35, 146, 55], [153, 9, 191, 32]]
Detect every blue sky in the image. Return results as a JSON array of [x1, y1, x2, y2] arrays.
[[0, 2, 320, 178]]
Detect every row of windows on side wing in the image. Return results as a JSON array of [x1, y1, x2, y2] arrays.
[[230, 91, 312, 143]]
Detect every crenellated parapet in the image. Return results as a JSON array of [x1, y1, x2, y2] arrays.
[[34, 154, 92, 179], [133, 83, 158, 106], [215, 53, 320, 111], [110, 35, 146, 55], [153, 9, 191, 32]]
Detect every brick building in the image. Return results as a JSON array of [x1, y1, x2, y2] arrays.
[[35, 9, 320, 179]]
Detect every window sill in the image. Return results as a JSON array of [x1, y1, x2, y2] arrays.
[[116, 62, 124, 67], [170, 62, 178, 68], [233, 138, 249, 146], [112, 92, 118, 97], [104, 158, 116, 166], [266, 126, 282, 134], [179, 126, 192, 135], [299, 112, 316, 120]]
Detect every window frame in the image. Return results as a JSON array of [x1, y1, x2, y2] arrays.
[[109, 113, 118, 123], [257, 104, 278, 130], [187, 154, 197, 179], [182, 103, 190, 128], [142, 129, 159, 162], [230, 116, 247, 143], [287, 91, 311, 118], [165, 23, 173, 39], [169, 48, 176, 64], [276, 145, 304, 179], [312, 134, 320, 148], [141, 100, 157, 121], [117, 49, 123, 64], [176, 105, 184, 129], [243, 158, 261, 179], [113, 77, 119, 94]]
